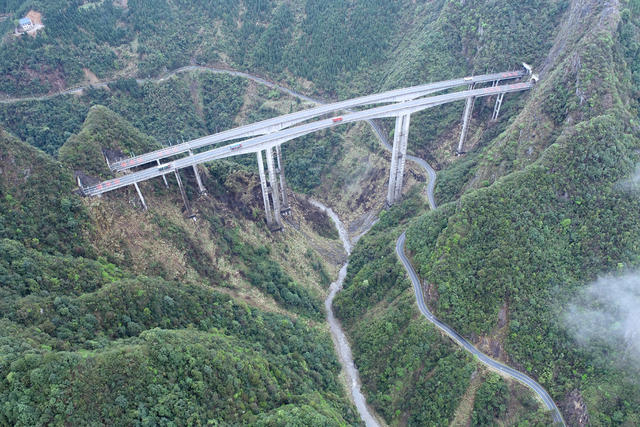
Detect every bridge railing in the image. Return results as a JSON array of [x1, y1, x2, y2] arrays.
[[108, 70, 527, 172], [82, 80, 532, 197]]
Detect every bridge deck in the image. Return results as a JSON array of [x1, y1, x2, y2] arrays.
[[82, 80, 532, 197], [109, 70, 526, 172]]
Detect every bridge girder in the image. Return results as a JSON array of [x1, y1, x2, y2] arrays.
[[81, 70, 535, 226]]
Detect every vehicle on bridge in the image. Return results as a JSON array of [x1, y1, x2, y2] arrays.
[[157, 163, 173, 172], [332, 116, 343, 123], [229, 142, 243, 151]]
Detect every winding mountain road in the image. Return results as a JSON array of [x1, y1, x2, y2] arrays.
[[290, 70, 562, 424], [201, 66, 562, 424], [12, 62, 563, 424], [395, 232, 565, 425], [0, 65, 313, 104]]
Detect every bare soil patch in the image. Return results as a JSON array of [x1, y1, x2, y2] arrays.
[[83, 68, 100, 85], [26, 10, 43, 26], [450, 369, 482, 426], [559, 389, 590, 427]]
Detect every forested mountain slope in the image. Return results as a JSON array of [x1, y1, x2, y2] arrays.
[[0, 112, 360, 424], [337, 0, 640, 425], [2, 0, 640, 425]]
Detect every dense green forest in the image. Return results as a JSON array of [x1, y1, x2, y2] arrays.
[[333, 194, 552, 425], [2, 0, 640, 425], [410, 1, 640, 426], [0, 73, 247, 155], [403, 2, 640, 424], [0, 115, 357, 424], [337, 0, 640, 426], [0, 71, 345, 196], [0, 0, 569, 167]]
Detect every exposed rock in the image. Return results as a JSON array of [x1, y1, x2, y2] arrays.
[[103, 148, 128, 165], [560, 389, 590, 426]]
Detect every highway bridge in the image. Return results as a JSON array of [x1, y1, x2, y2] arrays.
[[79, 66, 535, 229]]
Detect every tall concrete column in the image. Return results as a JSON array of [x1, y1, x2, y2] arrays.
[[157, 160, 169, 188], [393, 113, 411, 202], [189, 149, 206, 194], [387, 114, 411, 205], [492, 92, 505, 121], [275, 144, 290, 215], [133, 182, 148, 210], [174, 170, 194, 218], [457, 84, 476, 155], [257, 150, 274, 226], [265, 146, 282, 228], [386, 116, 402, 206]]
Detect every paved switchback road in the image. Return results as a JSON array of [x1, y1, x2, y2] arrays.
[[0, 65, 318, 105], [17, 62, 559, 423], [365, 119, 436, 210], [396, 232, 566, 425], [300, 74, 559, 424]]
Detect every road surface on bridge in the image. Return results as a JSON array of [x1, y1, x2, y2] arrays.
[[108, 69, 525, 172], [82, 81, 531, 196]]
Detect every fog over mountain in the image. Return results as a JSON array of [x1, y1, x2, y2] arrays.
[[565, 272, 640, 368]]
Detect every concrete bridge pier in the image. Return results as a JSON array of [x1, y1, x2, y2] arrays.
[[174, 170, 195, 219], [189, 149, 207, 194], [387, 113, 411, 206], [133, 182, 148, 210], [492, 92, 505, 121], [257, 149, 283, 230], [265, 146, 283, 230], [157, 160, 169, 188], [76, 175, 84, 191], [456, 84, 476, 156], [275, 144, 291, 215], [256, 151, 274, 226]]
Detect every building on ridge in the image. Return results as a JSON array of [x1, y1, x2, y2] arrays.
[[17, 17, 34, 32]]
